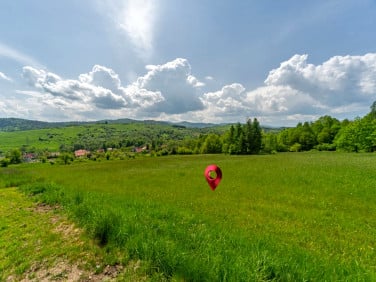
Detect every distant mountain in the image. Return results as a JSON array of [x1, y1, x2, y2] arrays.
[[0, 118, 87, 131], [171, 121, 223, 128], [0, 118, 225, 132]]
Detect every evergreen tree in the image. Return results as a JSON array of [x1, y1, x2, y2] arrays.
[[232, 123, 244, 154], [229, 125, 235, 144], [224, 118, 262, 155], [369, 101, 376, 119], [244, 118, 254, 154], [251, 118, 262, 154], [237, 131, 247, 154]]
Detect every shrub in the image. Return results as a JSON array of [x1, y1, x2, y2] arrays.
[[315, 143, 336, 151], [289, 143, 302, 152], [0, 158, 10, 167]]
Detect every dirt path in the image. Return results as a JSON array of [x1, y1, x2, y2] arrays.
[[0, 188, 140, 281]]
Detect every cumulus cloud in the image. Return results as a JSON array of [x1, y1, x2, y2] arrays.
[[202, 83, 247, 117], [19, 58, 205, 120], [135, 58, 205, 114], [22, 65, 167, 111], [11, 54, 376, 125], [264, 53, 376, 106], [198, 82, 323, 123], [198, 53, 376, 124]]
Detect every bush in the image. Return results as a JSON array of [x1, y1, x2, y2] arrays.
[[176, 147, 193, 155], [0, 158, 10, 167], [315, 143, 337, 151], [8, 149, 22, 164], [289, 143, 302, 152]]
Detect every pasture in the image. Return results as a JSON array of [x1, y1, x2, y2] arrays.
[[1, 152, 376, 280]]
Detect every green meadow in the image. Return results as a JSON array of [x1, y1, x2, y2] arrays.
[[0, 122, 223, 153], [1, 152, 376, 280]]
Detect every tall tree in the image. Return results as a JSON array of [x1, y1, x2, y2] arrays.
[[251, 118, 262, 154], [369, 101, 376, 119], [201, 134, 222, 154], [244, 118, 254, 154]]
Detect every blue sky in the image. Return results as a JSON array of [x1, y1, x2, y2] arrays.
[[1, 0, 376, 126]]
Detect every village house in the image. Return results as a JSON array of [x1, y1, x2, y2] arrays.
[[133, 146, 148, 153], [23, 153, 37, 163], [74, 149, 90, 158]]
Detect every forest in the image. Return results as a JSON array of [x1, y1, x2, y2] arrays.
[[263, 101, 376, 153], [168, 100, 376, 155]]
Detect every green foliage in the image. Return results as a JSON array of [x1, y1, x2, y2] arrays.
[[368, 101, 376, 119], [7, 149, 22, 164], [222, 118, 262, 154], [271, 111, 374, 153], [200, 134, 222, 153], [289, 142, 302, 152], [262, 132, 278, 153], [59, 153, 74, 165], [0, 158, 10, 167], [335, 117, 376, 152]]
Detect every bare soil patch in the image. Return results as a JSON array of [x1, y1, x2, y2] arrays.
[[16, 203, 124, 281], [19, 261, 123, 282]]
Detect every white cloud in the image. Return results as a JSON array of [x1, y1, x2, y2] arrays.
[[264, 53, 376, 106], [0, 42, 43, 68], [195, 53, 376, 125], [19, 58, 205, 120], [135, 58, 205, 114], [198, 82, 323, 123], [22, 65, 163, 111], [0, 71, 12, 82], [8, 54, 376, 125]]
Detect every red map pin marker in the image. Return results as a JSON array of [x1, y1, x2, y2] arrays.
[[204, 164, 222, 191]]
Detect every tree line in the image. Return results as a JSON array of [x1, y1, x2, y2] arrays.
[[263, 101, 376, 153], [176, 101, 376, 155], [2, 101, 376, 166]]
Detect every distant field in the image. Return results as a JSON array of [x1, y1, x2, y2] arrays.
[[0, 127, 75, 152], [1, 152, 376, 280], [0, 122, 224, 153]]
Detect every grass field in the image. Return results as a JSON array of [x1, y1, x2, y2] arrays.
[[1, 152, 376, 280]]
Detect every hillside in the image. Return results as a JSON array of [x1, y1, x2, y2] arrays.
[[0, 118, 221, 132], [0, 118, 229, 153]]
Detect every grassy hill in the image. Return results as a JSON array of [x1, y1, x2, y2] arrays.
[[0, 119, 228, 153], [0, 117, 222, 132]]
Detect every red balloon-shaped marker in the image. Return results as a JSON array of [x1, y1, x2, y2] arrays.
[[204, 164, 222, 191]]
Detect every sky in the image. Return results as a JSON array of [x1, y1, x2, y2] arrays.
[[1, 0, 376, 126]]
